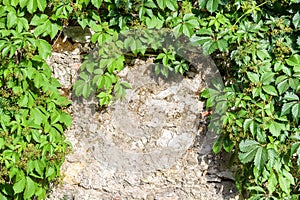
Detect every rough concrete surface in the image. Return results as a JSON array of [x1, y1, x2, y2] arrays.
[[46, 39, 239, 200]]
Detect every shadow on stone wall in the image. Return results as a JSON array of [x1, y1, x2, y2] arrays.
[[47, 38, 240, 199]]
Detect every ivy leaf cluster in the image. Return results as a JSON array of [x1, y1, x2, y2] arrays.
[[0, 1, 72, 199]]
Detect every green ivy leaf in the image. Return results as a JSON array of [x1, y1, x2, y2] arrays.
[[269, 121, 284, 137], [0, 193, 7, 200], [24, 176, 35, 199], [239, 139, 260, 152], [37, 0, 47, 12], [34, 160, 45, 176], [82, 83, 91, 98], [50, 110, 61, 125], [238, 148, 258, 164], [292, 103, 300, 121], [217, 39, 228, 51], [282, 169, 295, 185], [103, 75, 112, 90], [256, 49, 270, 60], [156, 0, 166, 9], [91, 0, 103, 9], [247, 72, 259, 83], [182, 23, 194, 37], [13, 177, 26, 194], [30, 14, 47, 26], [2, 45, 10, 57], [279, 175, 290, 194], [243, 118, 253, 132], [7, 12, 17, 29], [289, 78, 300, 90], [286, 54, 300, 67], [17, 18, 29, 32], [196, 28, 214, 35], [121, 81, 131, 89], [79, 72, 89, 81], [212, 135, 224, 154], [27, 0, 38, 14], [247, 186, 266, 194], [262, 85, 278, 96], [267, 149, 277, 168], [293, 12, 300, 28], [33, 23, 45, 36], [145, 0, 157, 8], [223, 136, 234, 152], [166, 0, 178, 11], [196, 37, 214, 47], [10, 0, 19, 7], [145, 16, 164, 29], [20, 0, 28, 8], [254, 147, 267, 171], [95, 75, 105, 89], [31, 107, 47, 125], [200, 89, 210, 98], [198, 0, 207, 9], [36, 39, 52, 59], [277, 79, 289, 95], [206, 0, 220, 13], [260, 72, 274, 85], [256, 128, 267, 143], [184, 16, 199, 27], [239, 140, 261, 164], [173, 24, 183, 38], [35, 187, 46, 199], [281, 102, 296, 116], [283, 92, 299, 101], [114, 82, 122, 99], [98, 92, 112, 106], [46, 166, 55, 178], [32, 71, 47, 88], [18, 94, 28, 107], [85, 62, 95, 74], [60, 112, 72, 127], [50, 23, 60, 40], [202, 40, 218, 55], [0, 138, 5, 150], [128, 39, 145, 55]]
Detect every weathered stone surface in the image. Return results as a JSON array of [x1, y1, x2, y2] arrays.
[[46, 52, 81, 90], [47, 47, 239, 199]]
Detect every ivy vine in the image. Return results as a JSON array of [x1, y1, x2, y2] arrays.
[[0, 0, 300, 199]]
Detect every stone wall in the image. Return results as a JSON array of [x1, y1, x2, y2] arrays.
[[46, 31, 239, 200]]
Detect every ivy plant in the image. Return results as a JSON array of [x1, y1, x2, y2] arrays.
[[1, 0, 300, 199], [0, 1, 72, 199]]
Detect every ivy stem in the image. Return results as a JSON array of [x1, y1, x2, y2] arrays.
[[232, 1, 270, 27]]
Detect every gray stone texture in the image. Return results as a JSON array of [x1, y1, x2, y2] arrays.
[[46, 36, 239, 200]]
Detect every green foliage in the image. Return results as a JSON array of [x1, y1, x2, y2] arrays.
[[73, 38, 128, 106], [74, 27, 191, 106], [1, 0, 300, 199], [0, 57, 72, 199], [0, 0, 72, 199], [199, 0, 222, 13], [201, 0, 300, 199]]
